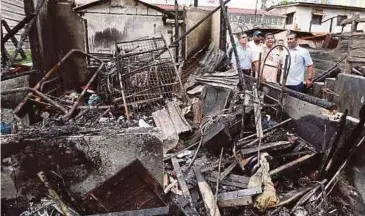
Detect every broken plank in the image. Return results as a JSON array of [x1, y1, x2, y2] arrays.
[[217, 161, 237, 181], [194, 167, 221, 216], [152, 108, 178, 141], [269, 154, 316, 178], [171, 157, 198, 214], [217, 187, 262, 207], [210, 171, 249, 184], [167, 101, 192, 134], [241, 141, 292, 155], [86, 207, 170, 216], [205, 176, 248, 189], [271, 185, 314, 208], [217, 187, 262, 199]]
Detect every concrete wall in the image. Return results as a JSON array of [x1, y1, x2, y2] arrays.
[[185, 8, 212, 58], [334, 73, 365, 119], [77, 0, 173, 53], [271, 5, 365, 33]]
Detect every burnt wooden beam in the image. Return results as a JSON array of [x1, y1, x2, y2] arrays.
[[240, 141, 292, 155], [326, 105, 365, 179], [205, 176, 248, 189], [217, 161, 237, 181], [86, 207, 170, 216], [217, 187, 262, 207], [210, 171, 249, 185], [238, 118, 292, 143], [319, 109, 348, 178], [171, 157, 199, 215], [269, 154, 316, 178], [194, 167, 221, 216]]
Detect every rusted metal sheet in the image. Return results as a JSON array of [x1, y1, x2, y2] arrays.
[[82, 159, 167, 214]]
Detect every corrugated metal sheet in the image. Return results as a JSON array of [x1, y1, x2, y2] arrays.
[[1, 0, 30, 50]]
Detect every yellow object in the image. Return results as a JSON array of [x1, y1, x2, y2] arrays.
[[247, 153, 279, 212]]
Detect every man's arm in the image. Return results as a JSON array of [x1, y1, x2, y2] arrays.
[[306, 65, 314, 88], [303, 49, 314, 88]]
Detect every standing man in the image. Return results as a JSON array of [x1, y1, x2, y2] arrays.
[[258, 33, 281, 83], [231, 32, 256, 76], [249, 31, 264, 77], [282, 32, 314, 93], [249, 30, 264, 53]]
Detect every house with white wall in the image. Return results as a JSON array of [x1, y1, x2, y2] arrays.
[[268, 2, 365, 33]]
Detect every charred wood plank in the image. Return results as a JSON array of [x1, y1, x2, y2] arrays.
[[167, 101, 192, 133], [238, 118, 292, 143], [269, 154, 316, 178], [240, 141, 292, 155], [319, 109, 348, 178], [326, 105, 365, 179], [194, 167, 221, 216], [217, 187, 262, 207], [86, 207, 170, 216], [205, 176, 248, 189], [171, 157, 198, 214]]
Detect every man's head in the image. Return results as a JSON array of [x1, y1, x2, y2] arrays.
[[264, 33, 275, 48], [287, 32, 298, 49], [253, 31, 263, 44], [238, 33, 248, 46]]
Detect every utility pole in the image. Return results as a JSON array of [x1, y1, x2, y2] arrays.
[[194, 0, 198, 7], [254, 0, 258, 25]]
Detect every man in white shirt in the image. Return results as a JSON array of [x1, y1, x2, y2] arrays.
[[231, 32, 257, 76], [248, 31, 263, 77], [248, 30, 264, 53], [282, 32, 314, 93]]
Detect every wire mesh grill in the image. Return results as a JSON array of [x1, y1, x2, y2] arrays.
[[97, 37, 180, 111]]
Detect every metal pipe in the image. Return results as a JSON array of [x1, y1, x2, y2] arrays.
[[219, 0, 246, 90], [1, 87, 68, 114], [161, 35, 184, 93], [1, 70, 38, 81], [63, 62, 105, 121], [244, 70, 336, 110], [174, 0, 179, 63]]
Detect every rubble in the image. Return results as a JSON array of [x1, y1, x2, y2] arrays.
[[2, 1, 365, 216]]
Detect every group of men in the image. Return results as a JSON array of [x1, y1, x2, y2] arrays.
[[233, 30, 314, 93]]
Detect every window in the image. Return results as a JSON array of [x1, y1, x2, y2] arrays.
[[286, 12, 295, 25], [311, 14, 323, 25], [337, 15, 347, 26]]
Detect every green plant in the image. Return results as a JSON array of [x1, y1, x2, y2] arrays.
[[7, 49, 33, 64]]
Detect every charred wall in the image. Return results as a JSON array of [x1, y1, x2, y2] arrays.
[[76, 0, 173, 54], [26, 0, 87, 91]]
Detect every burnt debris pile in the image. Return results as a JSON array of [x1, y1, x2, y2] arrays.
[[2, 40, 365, 216]]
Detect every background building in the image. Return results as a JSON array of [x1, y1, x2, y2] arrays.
[[268, 1, 365, 33]]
